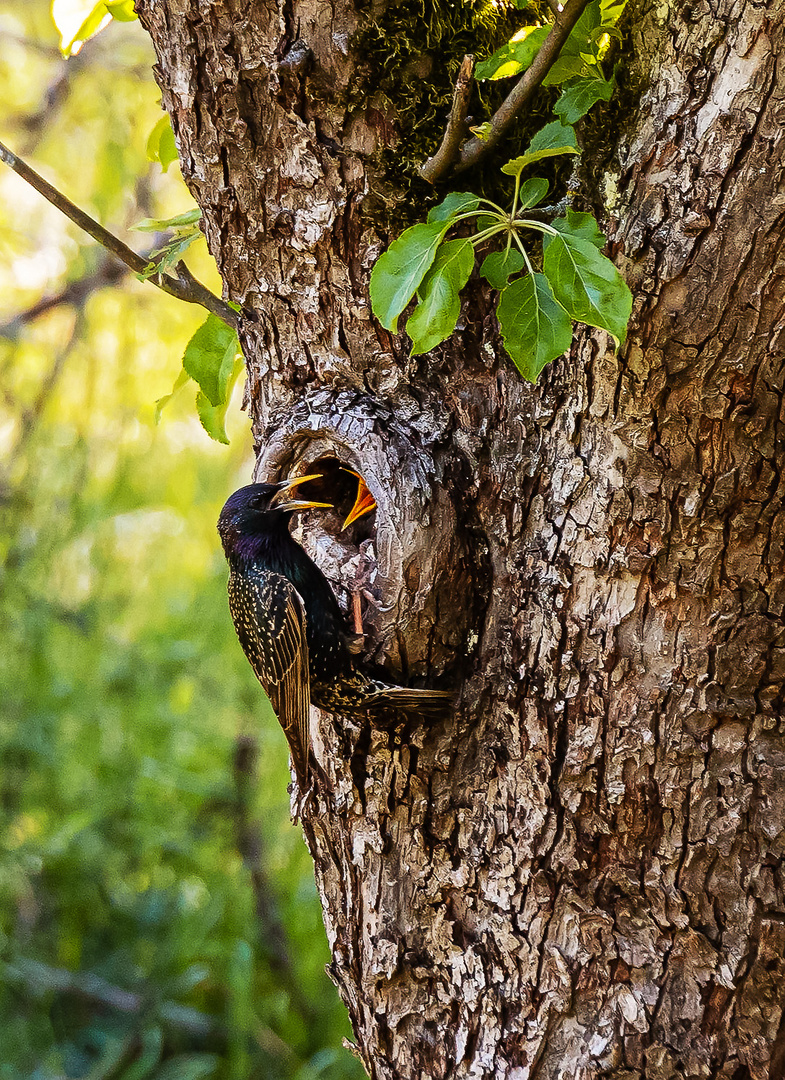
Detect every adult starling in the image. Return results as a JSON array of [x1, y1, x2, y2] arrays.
[[218, 477, 453, 790]]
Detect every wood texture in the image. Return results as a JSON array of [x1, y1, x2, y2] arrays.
[[136, 0, 785, 1075]]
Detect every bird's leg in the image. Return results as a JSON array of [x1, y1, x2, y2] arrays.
[[352, 590, 364, 636]]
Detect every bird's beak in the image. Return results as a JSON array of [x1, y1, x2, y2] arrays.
[[271, 473, 333, 512], [342, 470, 377, 530]]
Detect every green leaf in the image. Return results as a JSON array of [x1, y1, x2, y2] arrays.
[[475, 213, 501, 234], [542, 55, 594, 86], [480, 248, 525, 290], [146, 115, 179, 173], [554, 75, 615, 124], [518, 177, 550, 210], [498, 272, 574, 381], [406, 239, 474, 355], [154, 367, 192, 424], [502, 121, 580, 177], [182, 314, 240, 406], [549, 208, 605, 249], [370, 221, 450, 332], [134, 209, 202, 232], [543, 225, 632, 344], [196, 356, 245, 444], [475, 25, 550, 81], [426, 192, 480, 223], [106, 0, 137, 20], [51, 0, 112, 56]]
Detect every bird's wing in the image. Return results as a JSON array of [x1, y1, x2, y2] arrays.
[[228, 568, 311, 789]]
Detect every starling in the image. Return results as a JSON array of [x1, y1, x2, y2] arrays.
[[218, 477, 453, 790]]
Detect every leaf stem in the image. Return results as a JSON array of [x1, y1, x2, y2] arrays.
[[0, 139, 238, 330]]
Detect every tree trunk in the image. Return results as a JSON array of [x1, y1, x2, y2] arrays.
[[136, 0, 785, 1076]]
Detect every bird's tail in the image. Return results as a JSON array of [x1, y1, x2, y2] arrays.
[[368, 685, 455, 718]]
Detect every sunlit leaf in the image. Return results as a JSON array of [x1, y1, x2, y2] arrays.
[[498, 272, 574, 381], [480, 248, 525, 290], [502, 121, 580, 177], [196, 355, 244, 444], [106, 0, 137, 20], [370, 221, 450, 332], [146, 115, 179, 173], [475, 25, 550, 81], [51, 0, 112, 56], [134, 209, 202, 233], [406, 239, 474, 354], [182, 314, 241, 406], [154, 367, 192, 424]]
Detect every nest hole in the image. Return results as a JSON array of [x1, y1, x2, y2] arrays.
[[289, 457, 381, 637]]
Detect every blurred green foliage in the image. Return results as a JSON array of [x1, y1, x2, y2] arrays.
[[0, 5, 363, 1077]]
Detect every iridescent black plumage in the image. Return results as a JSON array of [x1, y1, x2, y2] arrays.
[[218, 481, 453, 789]]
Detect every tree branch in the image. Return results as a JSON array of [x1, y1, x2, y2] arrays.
[[419, 55, 475, 184], [0, 140, 238, 330], [453, 0, 591, 174]]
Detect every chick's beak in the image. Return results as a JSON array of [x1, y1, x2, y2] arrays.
[[271, 473, 333, 512], [342, 471, 377, 529]]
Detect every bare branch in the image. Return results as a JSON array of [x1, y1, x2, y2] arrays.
[[420, 55, 475, 184], [455, 0, 591, 174], [0, 140, 238, 330]]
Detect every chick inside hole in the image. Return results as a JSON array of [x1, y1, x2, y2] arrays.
[[289, 458, 381, 633]]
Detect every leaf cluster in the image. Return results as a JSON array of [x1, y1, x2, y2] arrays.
[[370, 0, 631, 380]]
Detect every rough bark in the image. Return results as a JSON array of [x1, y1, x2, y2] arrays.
[[136, 0, 785, 1077]]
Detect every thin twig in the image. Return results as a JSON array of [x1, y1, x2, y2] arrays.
[[420, 55, 475, 184], [0, 256, 127, 338], [454, 0, 591, 175], [4, 957, 221, 1039], [0, 140, 238, 330]]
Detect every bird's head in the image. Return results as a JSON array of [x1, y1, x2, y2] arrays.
[[218, 477, 331, 556]]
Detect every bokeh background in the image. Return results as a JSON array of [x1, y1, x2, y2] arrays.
[[0, 5, 364, 1077]]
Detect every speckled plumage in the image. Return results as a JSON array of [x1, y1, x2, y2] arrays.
[[218, 482, 453, 790]]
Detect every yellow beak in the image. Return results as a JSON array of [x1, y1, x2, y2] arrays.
[[271, 473, 333, 512], [342, 471, 377, 529]]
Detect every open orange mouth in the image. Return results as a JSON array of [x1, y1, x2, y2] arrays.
[[342, 470, 377, 529]]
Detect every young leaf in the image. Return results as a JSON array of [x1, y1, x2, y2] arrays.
[[406, 239, 474, 355], [51, 0, 111, 56], [549, 208, 605, 248], [480, 248, 525, 290], [196, 356, 245, 444], [105, 0, 137, 20], [146, 115, 179, 173], [498, 273, 574, 381], [554, 75, 615, 124], [370, 221, 450, 332], [517, 177, 550, 211], [475, 25, 550, 81], [543, 228, 632, 344], [182, 314, 241, 406], [154, 367, 191, 424], [134, 208, 202, 232], [502, 121, 580, 177], [427, 192, 480, 223]]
